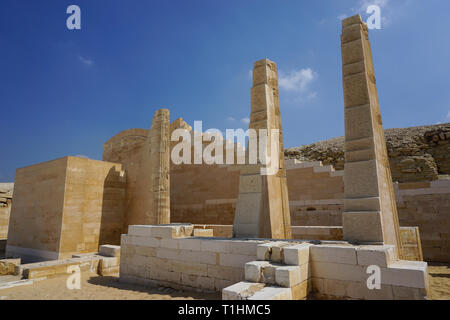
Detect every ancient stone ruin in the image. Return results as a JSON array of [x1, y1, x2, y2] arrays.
[[0, 14, 441, 300]]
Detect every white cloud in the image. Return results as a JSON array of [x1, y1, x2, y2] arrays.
[[227, 116, 236, 121], [78, 55, 94, 66], [446, 111, 450, 119], [75, 154, 89, 159], [240, 117, 250, 124], [278, 68, 318, 92]]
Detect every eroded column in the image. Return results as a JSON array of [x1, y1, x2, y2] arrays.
[[341, 15, 402, 257], [233, 59, 292, 239]]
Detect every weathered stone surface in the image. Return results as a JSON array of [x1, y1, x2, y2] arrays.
[[127, 109, 170, 226], [285, 123, 450, 182], [233, 58, 291, 239], [340, 14, 402, 258]]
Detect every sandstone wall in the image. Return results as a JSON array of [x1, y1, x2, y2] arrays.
[[103, 128, 449, 262], [285, 123, 450, 183], [7, 158, 68, 261], [6, 157, 126, 261], [0, 183, 13, 240], [102, 125, 242, 226], [58, 157, 126, 259]]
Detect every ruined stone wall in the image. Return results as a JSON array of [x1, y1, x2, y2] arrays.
[[285, 123, 450, 183], [7, 158, 68, 261], [6, 157, 126, 261], [102, 125, 242, 226], [0, 183, 13, 240], [171, 163, 240, 225], [103, 128, 148, 229], [57, 157, 126, 259], [103, 128, 449, 262], [286, 160, 344, 226]]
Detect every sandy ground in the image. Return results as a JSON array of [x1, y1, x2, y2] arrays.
[[428, 263, 450, 300], [0, 272, 220, 300], [0, 264, 448, 300]]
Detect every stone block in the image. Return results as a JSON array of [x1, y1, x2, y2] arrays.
[[180, 250, 217, 265], [291, 280, 309, 300], [392, 286, 428, 300], [135, 246, 157, 257], [99, 245, 121, 257], [222, 281, 265, 300], [261, 264, 277, 285], [256, 242, 275, 261], [284, 243, 311, 266], [193, 229, 213, 237], [179, 238, 202, 251], [170, 260, 208, 277], [311, 262, 366, 282], [344, 160, 379, 198], [343, 211, 384, 242], [344, 197, 381, 211], [345, 104, 374, 141], [208, 265, 244, 282], [343, 72, 369, 108], [181, 274, 215, 291], [356, 245, 395, 267], [271, 243, 291, 263], [220, 253, 255, 268], [238, 174, 262, 193], [247, 286, 292, 300], [128, 225, 153, 237], [160, 239, 180, 249], [275, 265, 301, 288], [381, 261, 429, 288], [245, 261, 269, 282], [310, 244, 357, 265]]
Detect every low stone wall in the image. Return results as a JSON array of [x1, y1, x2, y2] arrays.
[[120, 224, 260, 292], [119, 224, 430, 300]]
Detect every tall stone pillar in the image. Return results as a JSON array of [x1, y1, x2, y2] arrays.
[[341, 15, 402, 257], [128, 109, 170, 225], [233, 59, 292, 239]]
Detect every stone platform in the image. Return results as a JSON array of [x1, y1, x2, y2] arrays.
[[119, 224, 430, 300]]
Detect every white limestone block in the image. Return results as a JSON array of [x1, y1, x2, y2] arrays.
[[179, 238, 202, 251], [381, 261, 429, 288], [245, 261, 269, 282], [99, 245, 120, 257], [275, 265, 301, 288], [222, 281, 265, 300], [310, 244, 357, 264], [356, 245, 395, 268], [284, 243, 311, 266], [311, 262, 366, 282], [220, 253, 255, 268], [247, 286, 293, 300]]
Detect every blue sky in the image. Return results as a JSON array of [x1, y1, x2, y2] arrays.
[[1, 0, 449, 181]]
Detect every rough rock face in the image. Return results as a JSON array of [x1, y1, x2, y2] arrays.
[[285, 123, 450, 183], [0, 183, 13, 207]]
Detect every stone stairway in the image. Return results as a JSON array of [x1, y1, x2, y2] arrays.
[[222, 242, 311, 300]]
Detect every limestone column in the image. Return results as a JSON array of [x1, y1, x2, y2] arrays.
[[233, 59, 292, 239], [129, 109, 170, 225], [341, 15, 402, 257]]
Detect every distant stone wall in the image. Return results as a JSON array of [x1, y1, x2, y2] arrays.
[[0, 183, 13, 240], [285, 123, 450, 183]]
